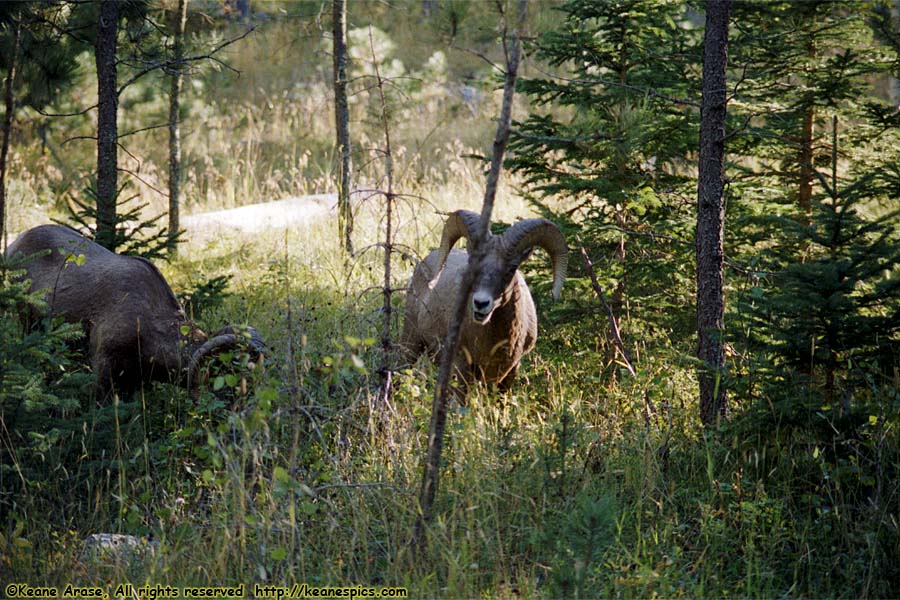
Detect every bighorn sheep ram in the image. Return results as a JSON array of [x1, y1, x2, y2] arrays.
[[400, 210, 568, 389], [5, 224, 265, 398]]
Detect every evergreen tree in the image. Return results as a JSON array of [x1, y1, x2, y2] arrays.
[[726, 2, 893, 253], [0, 254, 89, 441], [167, 0, 189, 256], [333, 0, 353, 256], [744, 120, 900, 418], [0, 2, 81, 247], [94, 0, 119, 251], [0, 10, 20, 249], [56, 0, 193, 257], [696, 0, 731, 427], [726, 2, 900, 422], [509, 0, 703, 370]]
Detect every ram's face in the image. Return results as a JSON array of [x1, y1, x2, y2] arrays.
[[470, 249, 529, 324]]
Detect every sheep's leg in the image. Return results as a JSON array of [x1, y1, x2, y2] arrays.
[[497, 364, 519, 392], [90, 353, 116, 401], [90, 329, 134, 401]]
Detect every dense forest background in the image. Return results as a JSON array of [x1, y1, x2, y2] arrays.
[[1, 0, 899, 596]]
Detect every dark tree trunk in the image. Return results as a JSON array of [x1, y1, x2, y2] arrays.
[[333, 0, 353, 255], [235, 0, 250, 21], [168, 0, 189, 255], [94, 0, 119, 251], [696, 0, 731, 428], [0, 14, 21, 252]]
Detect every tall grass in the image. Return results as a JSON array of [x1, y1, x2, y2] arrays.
[[6, 192, 896, 595], [2, 10, 898, 599]]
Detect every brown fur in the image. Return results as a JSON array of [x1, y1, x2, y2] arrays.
[[400, 249, 537, 390], [6, 224, 258, 398], [400, 211, 567, 393]]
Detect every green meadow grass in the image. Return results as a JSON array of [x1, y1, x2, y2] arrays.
[[5, 192, 897, 597], [2, 17, 898, 599]]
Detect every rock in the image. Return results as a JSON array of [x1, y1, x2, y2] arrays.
[[81, 533, 159, 565]]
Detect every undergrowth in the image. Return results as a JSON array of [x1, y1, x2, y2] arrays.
[[2, 193, 898, 597], [1, 7, 898, 598]]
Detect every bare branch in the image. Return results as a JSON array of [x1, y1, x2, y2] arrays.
[[61, 134, 97, 145], [580, 246, 636, 377], [369, 24, 398, 418], [117, 26, 256, 96], [120, 120, 183, 139], [450, 42, 505, 74], [33, 104, 99, 118], [118, 165, 166, 198], [415, 0, 529, 549]]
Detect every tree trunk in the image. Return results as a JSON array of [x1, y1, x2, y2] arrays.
[[892, 1, 900, 106], [696, 0, 731, 428], [797, 104, 814, 222], [0, 14, 21, 252], [414, 0, 528, 548], [168, 0, 189, 255], [94, 0, 119, 251], [235, 0, 250, 21], [333, 0, 353, 255], [797, 35, 816, 223]]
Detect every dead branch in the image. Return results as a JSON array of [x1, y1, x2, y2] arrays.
[[414, 0, 529, 550], [117, 26, 256, 96], [579, 246, 636, 377]]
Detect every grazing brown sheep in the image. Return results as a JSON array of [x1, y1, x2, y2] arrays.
[[6, 224, 265, 398]]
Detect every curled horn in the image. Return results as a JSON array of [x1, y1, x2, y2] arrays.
[[186, 326, 267, 391], [208, 325, 267, 356], [434, 210, 484, 271], [501, 219, 569, 300], [187, 333, 240, 391]]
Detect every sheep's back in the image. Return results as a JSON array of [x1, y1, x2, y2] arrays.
[[7, 225, 185, 327]]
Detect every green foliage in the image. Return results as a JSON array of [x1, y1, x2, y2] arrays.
[[510, 0, 702, 363], [180, 274, 231, 321], [0, 3, 82, 112], [63, 185, 174, 259], [2, 1, 900, 597], [723, 0, 900, 446], [725, 1, 897, 257], [0, 254, 87, 417], [0, 252, 93, 531], [738, 129, 900, 432]]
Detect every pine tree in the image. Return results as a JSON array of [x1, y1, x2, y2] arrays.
[[726, 2, 900, 422], [59, 0, 180, 256], [746, 119, 900, 417], [167, 0, 189, 256], [0, 3, 81, 247], [94, 0, 119, 251], [726, 2, 892, 253], [509, 0, 703, 368], [696, 0, 731, 427], [333, 0, 353, 256]]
